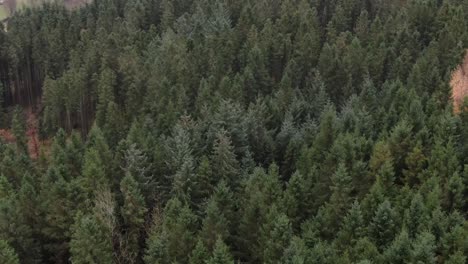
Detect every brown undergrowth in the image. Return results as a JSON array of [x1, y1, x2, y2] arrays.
[[451, 50, 468, 112], [0, 108, 50, 159]]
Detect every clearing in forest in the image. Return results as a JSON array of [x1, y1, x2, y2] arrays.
[[451, 50, 468, 112]]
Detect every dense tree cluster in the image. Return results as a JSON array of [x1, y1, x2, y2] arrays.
[[0, 0, 467, 263]]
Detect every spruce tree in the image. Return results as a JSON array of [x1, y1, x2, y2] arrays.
[[210, 130, 240, 189], [410, 232, 436, 264], [382, 229, 411, 264], [11, 106, 28, 155], [69, 213, 113, 264], [200, 196, 230, 252], [261, 211, 292, 263], [120, 173, 148, 262], [369, 200, 398, 249], [207, 238, 234, 264], [189, 239, 209, 264], [0, 240, 19, 264], [144, 198, 197, 263]]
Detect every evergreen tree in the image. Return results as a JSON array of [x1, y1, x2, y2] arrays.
[[0, 240, 19, 264], [382, 229, 411, 264], [69, 213, 113, 264], [210, 130, 240, 189], [282, 236, 308, 264], [200, 195, 230, 251], [207, 238, 234, 264], [336, 201, 365, 248], [120, 172, 148, 262], [405, 193, 428, 237], [410, 231, 436, 264], [81, 148, 108, 200], [328, 163, 354, 228], [144, 198, 197, 263], [11, 106, 28, 154], [446, 251, 467, 264], [369, 200, 398, 249], [0, 1, 468, 263], [261, 211, 292, 263], [189, 239, 209, 264]]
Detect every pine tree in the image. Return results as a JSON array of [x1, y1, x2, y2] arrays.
[[336, 201, 365, 248], [410, 232, 436, 264], [0, 187, 30, 264], [261, 211, 292, 263], [446, 172, 465, 211], [405, 193, 428, 238], [238, 166, 283, 261], [403, 144, 427, 186], [282, 236, 308, 264], [144, 198, 197, 263], [86, 125, 112, 169], [120, 173, 148, 262], [210, 130, 240, 189], [124, 143, 154, 202], [207, 238, 234, 264], [0, 240, 19, 264], [11, 106, 28, 155], [38, 166, 80, 261], [375, 160, 396, 196], [350, 238, 380, 263], [200, 196, 230, 252], [171, 157, 196, 204], [282, 170, 314, 228], [383, 229, 411, 264], [328, 163, 353, 226], [70, 213, 113, 264], [81, 148, 108, 200], [343, 37, 367, 96], [103, 101, 127, 147], [192, 156, 214, 209], [369, 200, 398, 249], [446, 251, 467, 264], [189, 239, 209, 264], [97, 67, 119, 127]]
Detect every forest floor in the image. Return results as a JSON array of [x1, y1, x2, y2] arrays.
[[451, 50, 468, 112], [0, 108, 50, 159]]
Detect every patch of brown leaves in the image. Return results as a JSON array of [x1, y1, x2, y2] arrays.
[[451, 50, 468, 113], [0, 108, 50, 160]]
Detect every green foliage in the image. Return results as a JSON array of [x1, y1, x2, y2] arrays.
[[144, 198, 197, 263], [70, 213, 113, 264], [120, 172, 147, 260], [0, 0, 467, 263], [0, 240, 19, 264], [11, 107, 28, 154], [189, 239, 209, 264], [369, 200, 398, 249], [207, 238, 234, 264]]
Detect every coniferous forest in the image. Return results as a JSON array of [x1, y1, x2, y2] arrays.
[[0, 0, 467, 263]]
